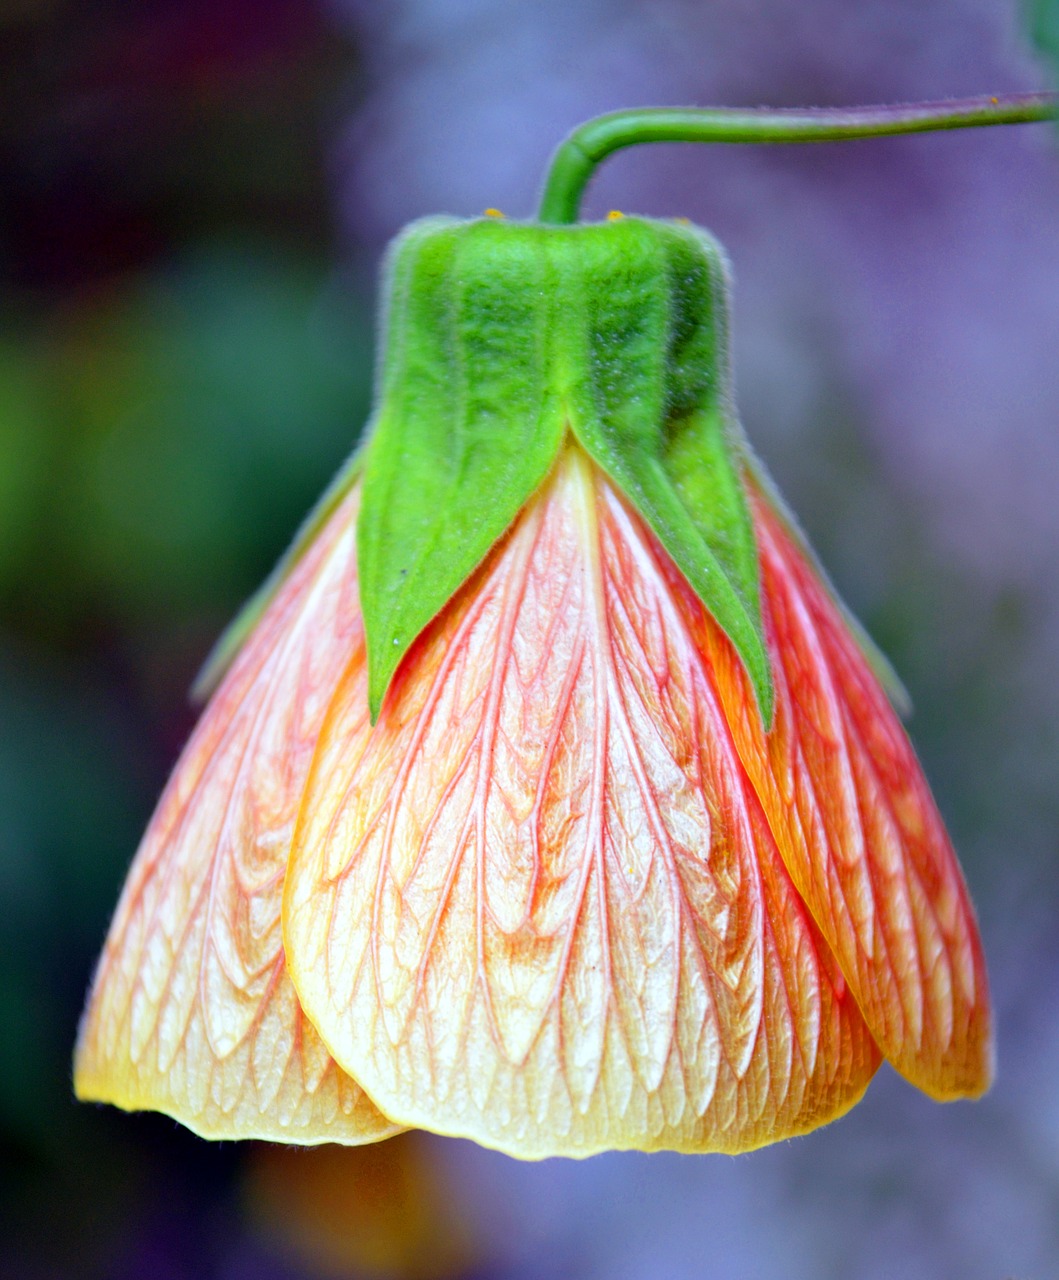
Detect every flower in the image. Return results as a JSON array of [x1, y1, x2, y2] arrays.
[[74, 215, 992, 1159]]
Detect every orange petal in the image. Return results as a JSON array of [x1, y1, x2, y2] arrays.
[[74, 487, 397, 1144], [284, 449, 880, 1158], [701, 484, 992, 1099]]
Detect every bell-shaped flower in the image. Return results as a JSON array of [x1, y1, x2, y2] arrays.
[[75, 215, 991, 1158]]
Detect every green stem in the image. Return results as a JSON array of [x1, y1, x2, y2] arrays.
[[538, 93, 1059, 224]]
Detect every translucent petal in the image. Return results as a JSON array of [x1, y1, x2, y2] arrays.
[[284, 450, 880, 1157], [702, 484, 992, 1099], [74, 488, 397, 1144]]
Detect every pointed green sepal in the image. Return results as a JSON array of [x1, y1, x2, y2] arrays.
[[191, 446, 364, 703], [358, 218, 566, 720], [556, 218, 773, 725], [359, 214, 774, 727], [741, 446, 912, 719]]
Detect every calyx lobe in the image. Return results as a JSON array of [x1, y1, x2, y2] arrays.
[[359, 214, 773, 725]]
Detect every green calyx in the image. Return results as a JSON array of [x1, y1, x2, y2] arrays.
[[359, 213, 774, 726]]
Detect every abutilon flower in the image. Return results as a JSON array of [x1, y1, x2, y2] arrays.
[[75, 212, 992, 1159]]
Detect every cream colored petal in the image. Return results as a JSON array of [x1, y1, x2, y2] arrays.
[[284, 451, 879, 1158], [74, 488, 397, 1144]]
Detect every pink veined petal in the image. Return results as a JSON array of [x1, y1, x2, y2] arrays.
[[283, 449, 880, 1158], [74, 487, 398, 1144], [700, 483, 992, 1099]]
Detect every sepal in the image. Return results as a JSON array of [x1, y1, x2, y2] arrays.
[[741, 447, 911, 719], [358, 214, 775, 727], [358, 218, 567, 720], [191, 446, 364, 702], [558, 219, 773, 724]]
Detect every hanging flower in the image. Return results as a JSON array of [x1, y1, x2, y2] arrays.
[[75, 211, 992, 1159]]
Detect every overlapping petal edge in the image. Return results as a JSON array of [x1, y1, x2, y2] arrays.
[[75, 445, 991, 1158]]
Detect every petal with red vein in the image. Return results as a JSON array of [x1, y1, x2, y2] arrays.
[[284, 450, 880, 1157], [701, 484, 992, 1099], [74, 489, 397, 1144]]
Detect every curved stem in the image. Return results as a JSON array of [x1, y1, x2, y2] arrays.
[[538, 93, 1058, 224]]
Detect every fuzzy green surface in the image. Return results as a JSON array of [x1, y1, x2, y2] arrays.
[[358, 217, 567, 719], [358, 215, 772, 725]]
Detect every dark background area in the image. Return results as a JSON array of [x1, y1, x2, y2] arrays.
[[2, 2, 1058, 1276]]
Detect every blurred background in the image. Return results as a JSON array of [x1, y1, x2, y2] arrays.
[[2, 1, 1058, 1276]]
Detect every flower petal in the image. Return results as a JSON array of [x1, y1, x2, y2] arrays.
[[284, 450, 879, 1157], [74, 488, 397, 1144], [702, 485, 992, 1099]]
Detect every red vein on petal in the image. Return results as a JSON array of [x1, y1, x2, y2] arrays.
[[283, 450, 883, 1154], [76, 491, 396, 1141]]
